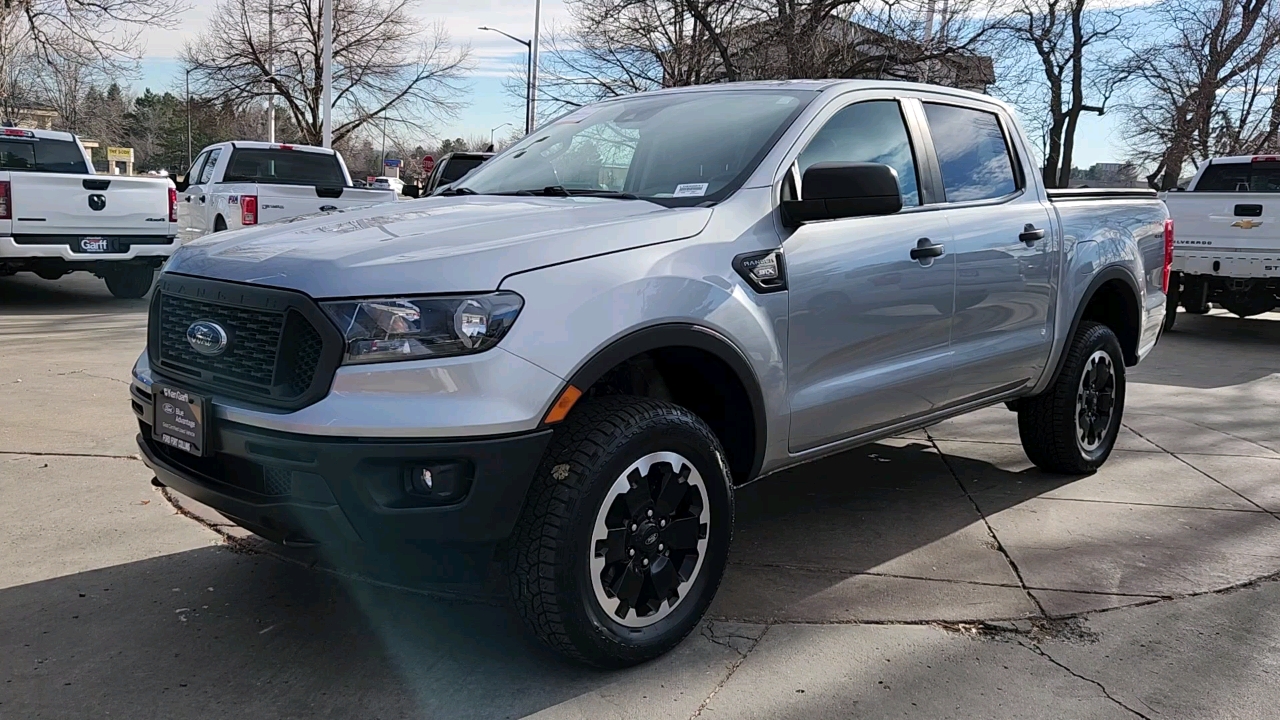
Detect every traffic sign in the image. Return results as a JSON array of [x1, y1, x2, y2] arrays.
[[423, 155, 435, 175]]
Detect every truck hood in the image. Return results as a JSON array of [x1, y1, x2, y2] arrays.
[[164, 195, 713, 298]]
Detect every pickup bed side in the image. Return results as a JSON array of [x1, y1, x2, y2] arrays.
[[1034, 189, 1168, 395]]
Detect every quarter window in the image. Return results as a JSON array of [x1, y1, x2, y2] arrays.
[[798, 100, 920, 207], [924, 103, 1018, 202]]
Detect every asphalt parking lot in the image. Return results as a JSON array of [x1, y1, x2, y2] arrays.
[[2, 272, 1279, 719]]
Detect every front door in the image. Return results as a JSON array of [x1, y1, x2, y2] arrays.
[[177, 151, 208, 243], [917, 101, 1058, 404], [785, 99, 957, 452]]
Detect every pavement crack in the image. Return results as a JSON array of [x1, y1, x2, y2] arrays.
[[0, 450, 140, 460], [689, 624, 769, 719], [927, 427, 1049, 617], [50, 369, 131, 386], [1129, 412, 1279, 457], [1019, 640, 1153, 719], [1123, 422, 1280, 523]]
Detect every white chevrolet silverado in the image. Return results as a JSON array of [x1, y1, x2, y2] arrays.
[[1164, 155, 1280, 328], [174, 142, 396, 241], [0, 127, 177, 298]]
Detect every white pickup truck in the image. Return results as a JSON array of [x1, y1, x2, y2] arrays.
[[0, 127, 177, 298], [1164, 154, 1280, 328], [174, 142, 396, 241]]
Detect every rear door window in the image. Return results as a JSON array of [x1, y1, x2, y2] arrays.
[[923, 103, 1018, 202], [441, 156, 486, 184], [0, 138, 89, 174], [223, 149, 346, 186], [1193, 163, 1280, 192], [197, 148, 222, 184]]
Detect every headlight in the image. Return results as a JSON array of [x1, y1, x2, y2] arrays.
[[321, 292, 523, 365]]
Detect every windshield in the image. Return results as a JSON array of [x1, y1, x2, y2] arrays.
[[223, 148, 346, 186], [0, 138, 90, 174], [455, 90, 815, 205]]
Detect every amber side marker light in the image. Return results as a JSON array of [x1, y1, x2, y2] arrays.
[[544, 385, 583, 424]]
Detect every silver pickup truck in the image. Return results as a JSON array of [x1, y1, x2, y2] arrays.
[[129, 81, 1170, 667]]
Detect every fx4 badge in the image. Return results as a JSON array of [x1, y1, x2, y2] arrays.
[[1231, 219, 1262, 229]]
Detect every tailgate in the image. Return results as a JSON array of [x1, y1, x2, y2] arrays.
[[1167, 194, 1280, 253], [256, 185, 396, 224], [10, 174, 172, 235]]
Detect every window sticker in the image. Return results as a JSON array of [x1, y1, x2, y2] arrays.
[[673, 183, 709, 197]]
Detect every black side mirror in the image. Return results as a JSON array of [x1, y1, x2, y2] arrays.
[[782, 162, 902, 227], [170, 172, 189, 192], [402, 185, 420, 198]]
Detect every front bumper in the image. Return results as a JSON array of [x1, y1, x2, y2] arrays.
[[132, 382, 552, 545]]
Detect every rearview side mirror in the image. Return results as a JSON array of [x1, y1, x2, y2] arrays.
[[170, 172, 189, 193], [781, 162, 903, 227]]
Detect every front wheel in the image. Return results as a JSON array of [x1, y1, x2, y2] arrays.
[[103, 265, 155, 299], [506, 396, 733, 668], [1018, 321, 1126, 474]]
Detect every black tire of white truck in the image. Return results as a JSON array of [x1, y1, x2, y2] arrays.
[[1017, 321, 1126, 474], [505, 396, 734, 668], [103, 265, 156, 299]]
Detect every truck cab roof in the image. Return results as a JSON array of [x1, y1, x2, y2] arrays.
[[0, 127, 79, 143]]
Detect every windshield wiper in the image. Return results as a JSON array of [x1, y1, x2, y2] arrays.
[[436, 186, 477, 196], [509, 185, 640, 199]]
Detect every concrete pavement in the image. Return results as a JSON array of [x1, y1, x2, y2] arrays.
[[1, 273, 1278, 719]]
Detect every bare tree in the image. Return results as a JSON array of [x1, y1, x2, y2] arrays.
[[1122, 0, 1280, 189], [184, 0, 472, 146], [994, 0, 1131, 188], [1, 0, 183, 68], [521, 0, 1000, 120]]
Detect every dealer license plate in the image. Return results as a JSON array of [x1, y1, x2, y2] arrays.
[[152, 384, 209, 456]]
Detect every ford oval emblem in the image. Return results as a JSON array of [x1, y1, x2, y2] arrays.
[[186, 320, 229, 356]]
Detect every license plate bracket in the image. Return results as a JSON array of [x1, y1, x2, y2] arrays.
[[152, 384, 210, 457]]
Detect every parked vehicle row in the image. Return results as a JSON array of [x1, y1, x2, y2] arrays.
[[130, 80, 1171, 668], [172, 142, 397, 242], [1163, 154, 1280, 329], [0, 128, 177, 298]]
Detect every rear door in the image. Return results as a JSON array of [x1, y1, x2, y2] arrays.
[[1173, 160, 1280, 255], [785, 98, 956, 452], [916, 99, 1058, 405]]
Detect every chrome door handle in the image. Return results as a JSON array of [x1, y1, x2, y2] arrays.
[[1019, 224, 1046, 244]]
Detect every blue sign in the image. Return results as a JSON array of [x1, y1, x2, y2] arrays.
[[383, 158, 402, 167]]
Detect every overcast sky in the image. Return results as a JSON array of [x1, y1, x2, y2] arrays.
[[133, 0, 1121, 164]]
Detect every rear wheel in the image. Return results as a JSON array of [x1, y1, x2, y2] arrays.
[[1018, 321, 1126, 474], [506, 396, 733, 668], [103, 265, 155, 299]]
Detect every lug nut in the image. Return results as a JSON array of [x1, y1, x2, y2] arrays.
[[646, 509, 654, 517], [628, 548, 635, 557], [658, 543, 665, 552], [642, 558, 649, 567], [659, 519, 667, 527], [630, 523, 638, 532]]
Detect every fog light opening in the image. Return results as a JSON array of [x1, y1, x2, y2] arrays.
[[403, 461, 473, 504]]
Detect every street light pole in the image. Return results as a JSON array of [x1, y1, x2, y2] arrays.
[[185, 66, 194, 168], [478, 26, 532, 133], [267, 0, 275, 143], [530, 0, 542, 130], [491, 122, 512, 147], [322, 0, 333, 147]]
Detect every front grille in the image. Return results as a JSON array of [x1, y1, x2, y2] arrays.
[[159, 294, 284, 388], [148, 275, 340, 410]]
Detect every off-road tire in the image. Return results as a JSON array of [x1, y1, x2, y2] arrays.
[[506, 395, 734, 668], [104, 266, 155, 299], [1017, 321, 1126, 474]]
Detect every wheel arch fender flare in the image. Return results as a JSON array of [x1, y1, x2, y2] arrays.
[[556, 323, 769, 483], [1044, 264, 1142, 391]]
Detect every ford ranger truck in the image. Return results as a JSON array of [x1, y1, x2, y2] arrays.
[[130, 81, 1171, 667], [1, 127, 177, 298], [174, 141, 396, 241], [1163, 154, 1280, 329]]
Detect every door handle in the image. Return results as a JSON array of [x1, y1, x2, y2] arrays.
[[910, 238, 946, 262], [199, 195, 207, 203], [1019, 224, 1046, 244], [184, 195, 192, 202]]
